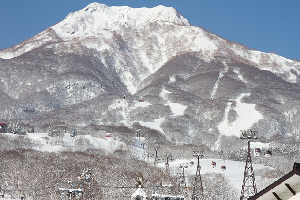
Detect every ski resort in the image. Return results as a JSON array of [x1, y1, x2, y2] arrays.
[[1, 1, 300, 199]]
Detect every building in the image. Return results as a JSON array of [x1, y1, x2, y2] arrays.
[[249, 163, 300, 200]]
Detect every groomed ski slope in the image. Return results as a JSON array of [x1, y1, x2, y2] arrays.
[[158, 158, 271, 191]]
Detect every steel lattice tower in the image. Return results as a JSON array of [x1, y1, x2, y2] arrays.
[[176, 163, 188, 198], [179, 163, 188, 188], [192, 151, 204, 200], [165, 154, 172, 175], [240, 130, 258, 200]]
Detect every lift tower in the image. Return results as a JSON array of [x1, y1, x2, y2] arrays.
[[165, 154, 172, 175], [240, 130, 258, 200], [192, 151, 204, 200]]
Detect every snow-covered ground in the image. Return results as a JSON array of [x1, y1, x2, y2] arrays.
[[4, 132, 127, 153], [213, 93, 264, 150], [158, 158, 271, 191], [109, 91, 187, 134], [2, 130, 273, 198], [218, 93, 263, 138], [160, 88, 187, 116]]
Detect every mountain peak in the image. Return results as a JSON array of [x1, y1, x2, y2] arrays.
[[51, 3, 189, 39], [84, 2, 108, 12]]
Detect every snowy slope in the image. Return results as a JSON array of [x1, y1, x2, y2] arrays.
[[3, 131, 271, 193], [1, 2, 300, 148], [158, 158, 271, 191], [218, 93, 263, 137], [51, 3, 190, 39], [3, 132, 127, 153], [1, 2, 299, 95]]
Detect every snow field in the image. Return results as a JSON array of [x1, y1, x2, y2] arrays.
[[108, 90, 187, 133], [4, 132, 127, 153], [158, 158, 271, 191], [217, 93, 263, 138]]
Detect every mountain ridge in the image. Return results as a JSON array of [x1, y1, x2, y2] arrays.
[[1, 3, 300, 147]]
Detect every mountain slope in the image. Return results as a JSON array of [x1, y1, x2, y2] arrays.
[[1, 2, 300, 149]]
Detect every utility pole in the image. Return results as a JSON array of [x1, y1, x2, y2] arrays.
[[192, 151, 204, 200], [240, 130, 258, 200]]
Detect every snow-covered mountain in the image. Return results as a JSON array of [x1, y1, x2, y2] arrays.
[[1, 2, 300, 150], [2, 3, 299, 92], [2, 3, 300, 199]]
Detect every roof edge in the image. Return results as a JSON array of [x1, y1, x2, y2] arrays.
[[249, 163, 300, 200]]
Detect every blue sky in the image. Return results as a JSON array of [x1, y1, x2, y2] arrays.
[[1, 0, 299, 60]]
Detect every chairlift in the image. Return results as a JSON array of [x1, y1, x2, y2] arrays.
[[190, 161, 194, 166], [265, 149, 272, 157], [211, 161, 216, 168], [221, 165, 226, 171], [254, 148, 261, 157]]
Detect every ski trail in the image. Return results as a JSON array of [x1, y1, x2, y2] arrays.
[[210, 62, 229, 99], [213, 93, 264, 150]]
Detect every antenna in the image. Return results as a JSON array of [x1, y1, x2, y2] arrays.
[[240, 130, 258, 200]]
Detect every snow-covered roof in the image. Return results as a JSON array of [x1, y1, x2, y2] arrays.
[[249, 163, 300, 200], [131, 187, 148, 199]]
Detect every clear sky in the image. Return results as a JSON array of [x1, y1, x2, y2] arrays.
[[1, 0, 299, 60]]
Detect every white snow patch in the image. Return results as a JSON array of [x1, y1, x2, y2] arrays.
[[133, 101, 151, 108], [131, 187, 148, 199], [4, 132, 127, 153], [250, 142, 271, 149], [160, 88, 187, 116], [169, 76, 176, 83], [210, 62, 229, 99], [169, 103, 187, 116], [233, 68, 247, 83], [122, 71, 137, 94], [139, 118, 165, 133], [108, 99, 128, 110], [218, 93, 263, 137]]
